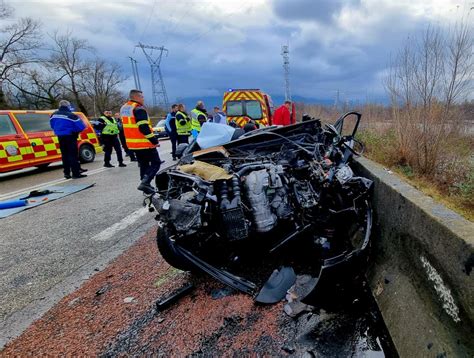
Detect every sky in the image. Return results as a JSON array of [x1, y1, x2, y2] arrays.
[[5, 0, 474, 106]]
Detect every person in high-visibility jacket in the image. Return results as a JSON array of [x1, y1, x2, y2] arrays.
[[120, 89, 162, 195], [190, 100, 208, 139], [175, 103, 192, 144], [97, 110, 126, 168]]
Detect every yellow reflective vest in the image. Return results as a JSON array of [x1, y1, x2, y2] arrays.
[[176, 111, 191, 135]]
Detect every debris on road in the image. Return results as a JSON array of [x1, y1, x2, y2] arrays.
[[155, 282, 194, 312], [0, 228, 393, 356]]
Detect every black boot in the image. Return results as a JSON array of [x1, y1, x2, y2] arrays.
[[137, 175, 155, 194]]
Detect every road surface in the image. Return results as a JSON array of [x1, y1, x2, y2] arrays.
[[0, 140, 174, 347]]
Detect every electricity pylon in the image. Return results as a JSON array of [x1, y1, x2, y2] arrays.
[[136, 42, 169, 109]]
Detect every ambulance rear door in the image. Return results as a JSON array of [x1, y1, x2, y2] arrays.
[[0, 113, 33, 172]]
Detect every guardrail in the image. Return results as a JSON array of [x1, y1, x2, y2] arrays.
[[353, 157, 474, 357]]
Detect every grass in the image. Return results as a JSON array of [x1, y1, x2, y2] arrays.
[[357, 128, 474, 222]]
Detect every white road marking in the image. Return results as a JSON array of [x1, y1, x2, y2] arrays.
[[0, 167, 110, 201], [92, 207, 149, 242]]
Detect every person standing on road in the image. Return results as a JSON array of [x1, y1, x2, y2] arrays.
[[175, 103, 191, 144], [272, 100, 292, 126], [211, 106, 227, 124], [120, 90, 162, 195], [115, 112, 137, 162], [165, 104, 178, 160], [190, 100, 208, 139], [97, 111, 126, 168], [50, 100, 87, 179]]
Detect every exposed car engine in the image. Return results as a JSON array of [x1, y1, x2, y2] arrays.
[[149, 112, 373, 303]]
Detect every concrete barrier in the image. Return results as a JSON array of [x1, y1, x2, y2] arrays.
[[353, 157, 474, 357]]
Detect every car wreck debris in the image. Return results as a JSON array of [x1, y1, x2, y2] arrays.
[[150, 112, 373, 304]]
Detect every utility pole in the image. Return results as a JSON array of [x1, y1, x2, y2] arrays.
[[281, 44, 291, 102], [128, 56, 141, 90], [136, 42, 169, 109]]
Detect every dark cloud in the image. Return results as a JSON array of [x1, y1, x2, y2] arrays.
[[272, 0, 360, 23]]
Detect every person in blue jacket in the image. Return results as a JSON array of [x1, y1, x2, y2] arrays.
[[50, 100, 87, 179]]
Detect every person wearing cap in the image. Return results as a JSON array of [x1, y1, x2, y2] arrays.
[[190, 100, 208, 138], [49, 100, 87, 179], [211, 106, 227, 124], [96, 110, 126, 168]]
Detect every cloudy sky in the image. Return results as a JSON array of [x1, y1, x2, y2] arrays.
[[6, 0, 474, 104]]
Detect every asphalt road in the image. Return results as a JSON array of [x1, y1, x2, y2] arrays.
[[0, 139, 174, 347]]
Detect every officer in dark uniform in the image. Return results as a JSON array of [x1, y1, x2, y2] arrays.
[[96, 110, 126, 168], [50, 100, 87, 179]]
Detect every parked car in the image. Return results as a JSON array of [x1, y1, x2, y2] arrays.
[[0, 110, 102, 173], [153, 119, 168, 138]]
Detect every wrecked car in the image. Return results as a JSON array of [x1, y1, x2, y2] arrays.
[[148, 112, 373, 304]]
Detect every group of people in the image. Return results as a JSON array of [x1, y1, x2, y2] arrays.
[[49, 90, 294, 195], [162, 102, 226, 160]]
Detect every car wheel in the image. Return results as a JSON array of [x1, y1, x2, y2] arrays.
[[156, 225, 194, 271], [79, 144, 95, 163]]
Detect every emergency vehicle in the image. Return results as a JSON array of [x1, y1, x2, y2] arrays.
[[222, 89, 274, 128], [0, 110, 102, 173]]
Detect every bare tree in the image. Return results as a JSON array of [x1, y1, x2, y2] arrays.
[[0, 4, 42, 108], [7, 63, 67, 108], [384, 21, 473, 176], [49, 30, 94, 114], [444, 21, 474, 111], [81, 58, 127, 115]]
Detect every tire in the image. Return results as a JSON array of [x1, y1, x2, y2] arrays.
[[156, 225, 194, 271], [79, 144, 95, 163]]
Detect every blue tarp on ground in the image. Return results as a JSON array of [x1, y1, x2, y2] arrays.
[[0, 184, 94, 219]]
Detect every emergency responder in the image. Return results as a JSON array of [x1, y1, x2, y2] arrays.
[[175, 103, 191, 144], [50, 100, 87, 179], [120, 89, 162, 195], [165, 104, 178, 160], [272, 100, 292, 126], [115, 112, 137, 162], [97, 111, 126, 168], [190, 100, 208, 138]]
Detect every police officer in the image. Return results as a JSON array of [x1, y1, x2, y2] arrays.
[[97, 110, 126, 168], [190, 100, 208, 139], [49, 100, 87, 179], [120, 90, 162, 194], [175, 103, 191, 144]]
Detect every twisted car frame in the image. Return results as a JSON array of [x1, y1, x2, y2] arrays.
[[148, 112, 373, 303]]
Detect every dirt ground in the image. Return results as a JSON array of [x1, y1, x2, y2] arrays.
[[1, 227, 392, 357]]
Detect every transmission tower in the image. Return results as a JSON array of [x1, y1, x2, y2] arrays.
[[136, 42, 169, 109], [128, 56, 141, 90], [281, 44, 291, 101]]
